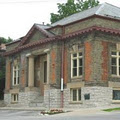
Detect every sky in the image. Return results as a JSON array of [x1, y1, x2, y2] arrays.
[[0, 0, 120, 40]]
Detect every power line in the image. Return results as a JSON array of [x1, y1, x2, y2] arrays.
[[0, 0, 48, 4]]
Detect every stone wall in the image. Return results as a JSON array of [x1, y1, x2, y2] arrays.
[[4, 93, 11, 105], [63, 87, 112, 108], [82, 87, 112, 107], [4, 88, 40, 107], [44, 88, 61, 108]]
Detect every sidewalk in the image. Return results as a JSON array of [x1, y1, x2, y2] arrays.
[[0, 104, 120, 114]]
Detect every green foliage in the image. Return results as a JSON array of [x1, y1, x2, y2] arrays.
[[103, 108, 120, 112], [0, 57, 5, 79], [50, 0, 99, 23], [0, 37, 13, 44], [0, 36, 11, 80]]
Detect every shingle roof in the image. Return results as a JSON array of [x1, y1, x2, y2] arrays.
[[35, 24, 54, 37], [51, 3, 120, 26]]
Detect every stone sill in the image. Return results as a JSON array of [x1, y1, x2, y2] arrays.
[[71, 76, 83, 79], [112, 100, 120, 104], [69, 101, 82, 104], [11, 102, 19, 104], [111, 75, 120, 78]]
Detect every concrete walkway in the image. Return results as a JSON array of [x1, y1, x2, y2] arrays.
[[0, 104, 120, 114]]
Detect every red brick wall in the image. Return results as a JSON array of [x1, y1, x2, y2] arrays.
[[85, 41, 92, 81], [101, 41, 109, 81], [51, 50, 56, 84]]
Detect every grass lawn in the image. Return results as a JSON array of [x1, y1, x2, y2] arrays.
[[103, 108, 120, 112]]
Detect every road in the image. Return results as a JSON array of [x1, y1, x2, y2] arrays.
[[0, 109, 120, 120]]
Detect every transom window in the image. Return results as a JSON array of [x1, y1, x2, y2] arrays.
[[71, 88, 81, 102], [13, 65, 19, 85], [111, 51, 120, 76], [11, 94, 19, 103], [71, 52, 83, 78], [113, 90, 120, 100]]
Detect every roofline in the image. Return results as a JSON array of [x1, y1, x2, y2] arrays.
[[48, 14, 120, 30], [19, 24, 52, 47], [4, 26, 120, 56], [47, 25, 63, 30], [6, 39, 21, 46]]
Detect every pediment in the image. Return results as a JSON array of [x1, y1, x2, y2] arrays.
[[19, 24, 53, 46]]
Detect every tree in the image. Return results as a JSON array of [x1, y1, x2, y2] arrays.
[[50, 0, 99, 23], [0, 37, 13, 99], [0, 37, 13, 44]]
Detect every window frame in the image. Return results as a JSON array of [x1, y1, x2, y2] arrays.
[[112, 89, 120, 103], [44, 61, 47, 83], [13, 64, 19, 86], [71, 51, 83, 78], [11, 94, 19, 103], [71, 88, 81, 102], [111, 51, 120, 77]]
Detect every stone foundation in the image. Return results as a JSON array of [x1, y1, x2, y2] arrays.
[[4, 87, 41, 107], [4, 86, 113, 108], [63, 87, 112, 108], [44, 88, 61, 108]]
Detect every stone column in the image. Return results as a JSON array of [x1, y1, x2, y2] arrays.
[[47, 53, 50, 84], [28, 56, 34, 87]]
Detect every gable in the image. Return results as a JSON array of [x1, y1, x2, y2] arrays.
[[27, 29, 47, 44], [19, 24, 53, 47]]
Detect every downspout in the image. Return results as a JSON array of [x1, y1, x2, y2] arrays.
[[61, 41, 64, 108], [61, 26, 65, 108]]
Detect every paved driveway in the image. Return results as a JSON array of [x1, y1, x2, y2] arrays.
[[0, 109, 120, 120]]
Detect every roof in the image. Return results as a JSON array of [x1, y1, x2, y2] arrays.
[[4, 3, 120, 56], [6, 38, 21, 46], [35, 24, 54, 37], [4, 26, 120, 56], [51, 3, 120, 26]]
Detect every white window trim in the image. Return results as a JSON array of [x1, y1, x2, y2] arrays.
[[13, 65, 19, 86], [71, 88, 81, 102], [111, 51, 120, 76], [71, 52, 83, 78], [112, 89, 120, 103], [11, 94, 19, 103]]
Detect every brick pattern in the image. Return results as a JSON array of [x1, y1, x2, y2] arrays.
[[51, 50, 56, 84], [85, 42, 92, 81], [101, 41, 109, 81], [6, 62, 11, 90]]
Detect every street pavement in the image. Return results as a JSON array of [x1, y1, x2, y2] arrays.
[[0, 109, 120, 120]]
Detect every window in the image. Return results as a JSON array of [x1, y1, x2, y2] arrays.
[[113, 90, 120, 100], [111, 51, 120, 76], [13, 65, 19, 85], [11, 94, 18, 103], [71, 52, 83, 77], [71, 88, 81, 102], [44, 61, 47, 83]]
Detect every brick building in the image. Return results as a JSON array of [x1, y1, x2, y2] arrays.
[[4, 3, 120, 108], [0, 43, 6, 100]]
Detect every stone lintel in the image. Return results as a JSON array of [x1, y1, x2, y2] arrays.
[[25, 87, 40, 92], [109, 81, 120, 88], [67, 82, 84, 88]]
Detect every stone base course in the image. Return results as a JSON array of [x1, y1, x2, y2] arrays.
[[4, 86, 114, 108]]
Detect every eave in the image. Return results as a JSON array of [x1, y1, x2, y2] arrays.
[[4, 26, 120, 56]]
